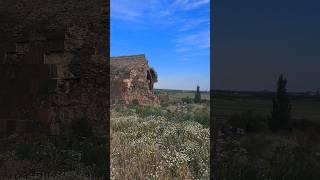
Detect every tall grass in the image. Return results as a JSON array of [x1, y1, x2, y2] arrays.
[[111, 109, 209, 179], [216, 110, 320, 180], [0, 119, 107, 179]]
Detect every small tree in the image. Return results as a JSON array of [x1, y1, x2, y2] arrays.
[[269, 74, 292, 132], [182, 96, 192, 104], [194, 85, 201, 103]]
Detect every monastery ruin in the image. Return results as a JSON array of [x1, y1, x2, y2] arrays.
[[110, 55, 160, 106]]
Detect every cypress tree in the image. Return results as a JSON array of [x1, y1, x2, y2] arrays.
[[194, 85, 201, 103], [269, 74, 292, 132]]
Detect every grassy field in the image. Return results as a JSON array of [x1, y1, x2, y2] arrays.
[[111, 89, 210, 179], [213, 91, 320, 123], [213, 91, 320, 179], [155, 89, 210, 102]]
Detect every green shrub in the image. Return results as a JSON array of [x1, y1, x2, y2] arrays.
[[181, 96, 192, 104], [135, 106, 165, 118], [114, 105, 136, 116], [193, 109, 209, 128], [165, 111, 193, 123]]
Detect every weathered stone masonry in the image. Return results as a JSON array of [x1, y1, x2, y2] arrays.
[[0, 27, 108, 137], [110, 54, 160, 106], [0, 0, 109, 138]]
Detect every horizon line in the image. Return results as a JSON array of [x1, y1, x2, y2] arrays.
[[213, 89, 320, 94], [154, 88, 210, 92]]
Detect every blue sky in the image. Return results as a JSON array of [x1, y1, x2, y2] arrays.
[[111, 0, 210, 91], [214, 0, 320, 92]]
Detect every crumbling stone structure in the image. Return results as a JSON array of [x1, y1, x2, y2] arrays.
[[110, 55, 160, 106], [0, 0, 109, 138], [0, 28, 108, 138]]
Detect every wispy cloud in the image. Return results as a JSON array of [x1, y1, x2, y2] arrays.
[[111, 0, 210, 56], [179, 17, 209, 31], [111, 0, 209, 24], [157, 0, 209, 19], [111, 1, 142, 22], [171, 0, 210, 11], [175, 30, 210, 52]]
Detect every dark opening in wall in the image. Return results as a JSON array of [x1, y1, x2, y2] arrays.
[[132, 99, 139, 105], [147, 71, 152, 90]]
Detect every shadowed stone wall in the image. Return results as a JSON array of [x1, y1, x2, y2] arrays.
[[0, 0, 109, 138]]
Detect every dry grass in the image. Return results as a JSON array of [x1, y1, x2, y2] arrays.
[[111, 110, 209, 180], [0, 133, 106, 179]]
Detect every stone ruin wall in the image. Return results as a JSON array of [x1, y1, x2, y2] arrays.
[[0, 65, 53, 136], [0, 25, 108, 138], [110, 56, 160, 106]]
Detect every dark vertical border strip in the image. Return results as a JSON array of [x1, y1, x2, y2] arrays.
[[105, 0, 110, 179], [210, 0, 215, 179]]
